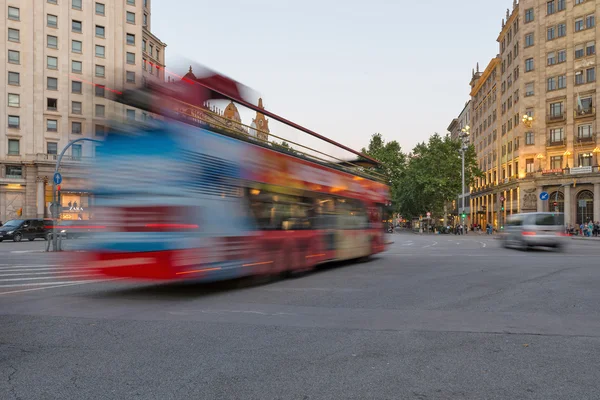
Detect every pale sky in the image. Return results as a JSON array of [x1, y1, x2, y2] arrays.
[[152, 0, 510, 159]]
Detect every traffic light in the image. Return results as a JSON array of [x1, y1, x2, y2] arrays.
[[501, 205, 504, 211], [461, 213, 466, 219], [553, 202, 558, 207]]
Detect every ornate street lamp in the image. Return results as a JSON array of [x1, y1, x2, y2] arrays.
[[564, 150, 572, 169], [459, 125, 470, 234], [522, 114, 534, 128]]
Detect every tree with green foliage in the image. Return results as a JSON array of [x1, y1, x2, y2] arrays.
[[397, 133, 481, 220], [361, 133, 406, 210]]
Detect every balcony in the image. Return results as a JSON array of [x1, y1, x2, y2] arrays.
[[546, 138, 566, 147], [546, 112, 566, 123], [576, 134, 596, 144], [34, 153, 93, 164], [574, 107, 596, 119]]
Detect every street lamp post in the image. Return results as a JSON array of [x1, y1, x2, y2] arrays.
[[593, 147, 600, 168], [459, 126, 470, 234]]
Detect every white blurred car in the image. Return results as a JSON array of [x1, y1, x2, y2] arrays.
[[502, 212, 567, 251]]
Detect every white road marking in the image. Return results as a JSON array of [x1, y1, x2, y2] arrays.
[[0, 279, 107, 288], [10, 250, 46, 254], [423, 241, 438, 248], [0, 265, 60, 269], [478, 241, 487, 248], [0, 274, 96, 283], [0, 278, 121, 295], [0, 266, 84, 273], [0, 269, 95, 277]]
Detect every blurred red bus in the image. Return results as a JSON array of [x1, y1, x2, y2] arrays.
[[78, 76, 391, 282]]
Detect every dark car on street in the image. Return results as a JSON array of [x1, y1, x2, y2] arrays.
[[0, 219, 50, 242]]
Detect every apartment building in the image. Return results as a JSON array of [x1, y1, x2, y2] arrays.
[[1, 0, 165, 222], [468, 0, 600, 228]]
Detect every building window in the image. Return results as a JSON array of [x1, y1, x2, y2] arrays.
[[143, 13, 148, 26], [8, 93, 19, 107], [525, 82, 534, 97], [142, 40, 147, 52], [8, 139, 20, 155], [72, 0, 82, 10], [547, 26, 556, 40], [557, 0, 565, 11], [127, 0, 136, 4], [578, 124, 593, 138], [5, 165, 22, 178], [558, 49, 566, 63], [126, 71, 135, 83], [95, 104, 105, 118], [525, 58, 534, 72], [47, 98, 57, 111], [47, 14, 58, 28], [126, 109, 135, 120], [71, 60, 82, 73], [72, 40, 82, 53], [525, 33, 534, 47], [95, 124, 105, 136], [550, 102, 563, 117], [547, 0, 555, 15], [149, 44, 153, 56], [71, 121, 82, 134], [126, 33, 135, 45], [47, 119, 58, 132], [72, 101, 82, 114], [95, 45, 105, 58], [156, 49, 160, 61], [8, 116, 20, 129], [95, 65, 105, 77], [47, 56, 58, 70], [525, 8, 534, 22], [547, 52, 556, 66], [550, 127, 564, 142], [579, 153, 593, 167], [8, 71, 20, 85], [48, 35, 58, 49], [8, 6, 19, 20], [587, 67, 596, 82], [586, 41, 596, 56], [127, 52, 135, 64], [586, 14, 595, 29], [547, 77, 557, 91], [72, 20, 82, 33], [526, 158, 535, 173], [47, 142, 58, 155], [72, 80, 82, 94], [575, 18, 584, 32], [95, 85, 105, 97], [8, 50, 19, 64], [72, 144, 82, 160], [557, 23, 566, 37], [550, 156, 563, 169], [96, 25, 105, 37], [48, 0, 57, 3], [95, 2, 105, 15], [558, 74, 566, 89], [8, 28, 19, 42], [47, 77, 58, 90], [126, 11, 135, 24]]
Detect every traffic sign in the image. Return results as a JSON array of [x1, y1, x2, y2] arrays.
[[500, 196, 505, 202], [539, 192, 549, 201], [53, 172, 62, 185], [426, 212, 431, 217]]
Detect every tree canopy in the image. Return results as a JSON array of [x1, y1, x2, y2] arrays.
[[361, 132, 481, 220]]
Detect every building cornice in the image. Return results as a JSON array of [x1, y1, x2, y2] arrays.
[[497, 5, 519, 42], [143, 27, 167, 47]]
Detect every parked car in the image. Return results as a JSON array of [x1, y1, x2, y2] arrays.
[[502, 212, 566, 251], [0, 219, 50, 242]]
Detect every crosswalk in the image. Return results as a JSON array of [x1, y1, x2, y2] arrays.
[[0, 263, 110, 295]]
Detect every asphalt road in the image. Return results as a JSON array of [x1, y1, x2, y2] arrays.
[[2, 233, 600, 399]]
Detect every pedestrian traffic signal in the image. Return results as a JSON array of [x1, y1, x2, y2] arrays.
[[501, 206, 504, 211], [461, 213, 466, 219]]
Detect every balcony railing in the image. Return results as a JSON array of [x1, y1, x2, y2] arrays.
[[574, 107, 596, 119], [546, 112, 566, 123], [35, 153, 93, 163], [547, 138, 566, 147], [576, 134, 596, 144]]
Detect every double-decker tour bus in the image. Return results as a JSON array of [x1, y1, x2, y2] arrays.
[[77, 64, 391, 282]]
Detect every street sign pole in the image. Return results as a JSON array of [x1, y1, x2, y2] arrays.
[[51, 138, 102, 251]]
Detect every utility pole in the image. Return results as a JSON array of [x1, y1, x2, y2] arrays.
[[459, 126, 470, 234]]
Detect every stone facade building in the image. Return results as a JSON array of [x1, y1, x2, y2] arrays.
[[467, 0, 600, 229], [1, 0, 165, 222]]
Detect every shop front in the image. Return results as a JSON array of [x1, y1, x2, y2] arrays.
[[45, 177, 94, 221]]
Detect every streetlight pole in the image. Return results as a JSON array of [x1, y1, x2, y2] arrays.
[[459, 126, 470, 234], [51, 138, 102, 251]]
